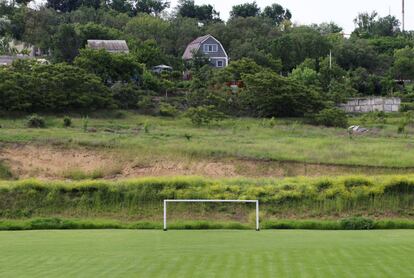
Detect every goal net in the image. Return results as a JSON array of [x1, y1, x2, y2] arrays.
[[163, 199, 260, 231]]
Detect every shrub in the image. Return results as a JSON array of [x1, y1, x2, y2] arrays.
[[259, 117, 277, 128], [82, 116, 89, 132], [114, 111, 127, 119], [340, 217, 374, 230], [314, 180, 333, 192], [344, 178, 372, 189], [137, 94, 156, 114], [185, 105, 226, 126], [314, 108, 348, 128], [0, 63, 112, 112], [0, 162, 13, 180], [143, 121, 150, 133], [111, 83, 143, 109], [63, 116, 72, 127], [401, 102, 414, 112], [384, 180, 414, 194], [26, 114, 46, 128], [242, 71, 324, 117], [159, 103, 178, 117]]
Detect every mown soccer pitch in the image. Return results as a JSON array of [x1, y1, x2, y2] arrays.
[[1, 230, 414, 277]]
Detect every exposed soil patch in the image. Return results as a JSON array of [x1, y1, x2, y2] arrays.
[[0, 144, 239, 179], [1, 144, 414, 180], [0, 144, 118, 179]]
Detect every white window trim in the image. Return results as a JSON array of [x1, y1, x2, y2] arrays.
[[203, 44, 218, 53], [216, 60, 224, 68], [210, 57, 229, 67]]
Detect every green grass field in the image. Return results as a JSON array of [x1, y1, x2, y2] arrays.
[[1, 230, 413, 277]]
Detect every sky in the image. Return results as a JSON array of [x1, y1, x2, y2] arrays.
[[169, 0, 412, 34]]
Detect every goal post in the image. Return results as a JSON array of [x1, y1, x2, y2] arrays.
[[163, 199, 260, 231]]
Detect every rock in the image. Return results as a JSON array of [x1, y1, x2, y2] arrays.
[[348, 126, 369, 133], [87, 128, 98, 133]]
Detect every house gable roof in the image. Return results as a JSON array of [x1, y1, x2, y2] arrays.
[[182, 34, 228, 60], [87, 40, 129, 53]]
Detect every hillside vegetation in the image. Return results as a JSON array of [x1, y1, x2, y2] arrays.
[[1, 113, 414, 173], [1, 176, 414, 225]]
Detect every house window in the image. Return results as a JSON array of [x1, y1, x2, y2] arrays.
[[216, 60, 224, 68], [203, 44, 218, 53]]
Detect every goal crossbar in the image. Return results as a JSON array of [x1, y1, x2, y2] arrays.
[[163, 199, 260, 231]]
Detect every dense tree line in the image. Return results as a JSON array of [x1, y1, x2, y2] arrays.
[[1, 0, 414, 120]]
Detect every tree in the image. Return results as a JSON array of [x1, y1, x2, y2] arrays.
[[22, 8, 61, 51], [327, 78, 357, 103], [130, 39, 166, 66], [393, 47, 414, 80], [166, 16, 201, 55], [52, 24, 81, 63], [311, 22, 343, 35], [74, 48, 143, 84], [76, 22, 121, 47], [319, 57, 346, 91], [353, 11, 400, 38], [0, 62, 112, 112], [136, 0, 170, 16], [241, 71, 323, 117], [47, 0, 100, 12], [262, 3, 291, 25], [177, 0, 220, 22], [348, 67, 380, 95], [271, 26, 331, 71], [230, 2, 260, 18], [229, 41, 282, 72], [334, 38, 379, 72], [108, 0, 134, 15], [0, 16, 11, 36], [290, 67, 321, 88], [124, 14, 169, 44], [224, 58, 264, 81]]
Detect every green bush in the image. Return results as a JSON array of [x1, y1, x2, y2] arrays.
[[0, 63, 112, 112], [26, 114, 46, 128], [114, 110, 127, 119], [0, 162, 13, 180], [185, 105, 226, 126], [159, 103, 178, 117], [242, 71, 324, 117], [82, 116, 89, 132], [344, 178, 372, 189], [314, 108, 348, 128], [400, 102, 414, 112], [63, 116, 72, 127], [111, 83, 143, 109], [340, 217, 374, 230]]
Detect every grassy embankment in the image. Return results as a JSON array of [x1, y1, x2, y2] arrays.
[[1, 176, 414, 230], [1, 230, 414, 277], [0, 112, 414, 174]]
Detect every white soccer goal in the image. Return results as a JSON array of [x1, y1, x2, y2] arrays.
[[163, 199, 260, 231]]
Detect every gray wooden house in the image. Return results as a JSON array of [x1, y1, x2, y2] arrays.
[[183, 34, 229, 68]]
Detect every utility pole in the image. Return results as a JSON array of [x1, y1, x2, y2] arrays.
[[402, 0, 405, 32], [329, 50, 332, 70]]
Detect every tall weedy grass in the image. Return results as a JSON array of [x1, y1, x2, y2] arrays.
[[0, 176, 414, 220]]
